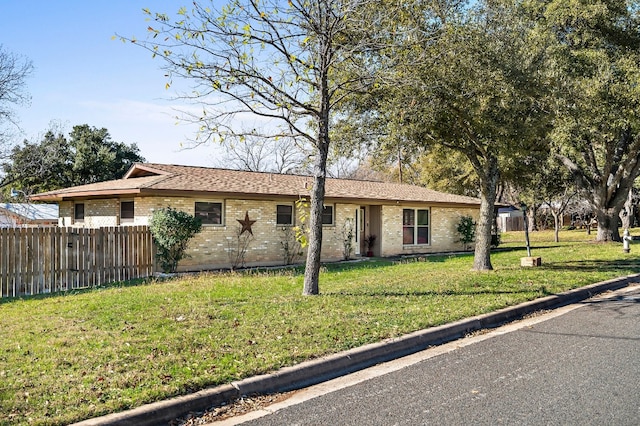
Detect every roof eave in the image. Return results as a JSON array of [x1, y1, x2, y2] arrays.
[[31, 189, 483, 207], [30, 188, 144, 202]]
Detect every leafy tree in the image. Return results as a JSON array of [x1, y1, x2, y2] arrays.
[[150, 207, 203, 273], [355, 0, 551, 270], [535, 162, 577, 242], [529, 0, 640, 242], [0, 124, 145, 195], [515, 160, 577, 241], [407, 147, 480, 197], [126, 0, 388, 294], [68, 124, 145, 184], [0, 130, 70, 197]]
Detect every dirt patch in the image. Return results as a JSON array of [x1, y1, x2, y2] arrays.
[[173, 391, 298, 425]]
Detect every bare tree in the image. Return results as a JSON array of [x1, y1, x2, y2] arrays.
[[543, 187, 578, 243], [0, 45, 33, 161], [566, 199, 596, 234], [125, 0, 387, 294], [215, 135, 307, 174]]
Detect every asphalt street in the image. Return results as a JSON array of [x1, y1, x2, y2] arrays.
[[223, 286, 640, 425]]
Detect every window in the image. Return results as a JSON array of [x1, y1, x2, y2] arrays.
[[195, 202, 222, 225], [322, 205, 334, 225], [120, 201, 134, 221], [276, 204, 294, 225], [74, 203, 85, 222], [403, 208, 429, 245]]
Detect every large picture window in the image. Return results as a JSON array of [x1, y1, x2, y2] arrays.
[[195, 202, 223, 225], [276, 204, 294, 225], [403, 208, 429, 245]]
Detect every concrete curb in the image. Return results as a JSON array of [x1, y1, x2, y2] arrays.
[[73, 273, 640, 426]]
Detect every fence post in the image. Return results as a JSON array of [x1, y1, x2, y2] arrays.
[[0, 228, 7, 297]]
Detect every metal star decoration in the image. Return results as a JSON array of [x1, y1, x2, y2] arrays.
[[237, 211, 256, 235]]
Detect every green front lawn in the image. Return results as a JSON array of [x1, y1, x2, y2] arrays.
[[1, 230, 638, 425]]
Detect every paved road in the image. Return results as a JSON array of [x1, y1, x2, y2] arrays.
[[223, 286, 640, 425]]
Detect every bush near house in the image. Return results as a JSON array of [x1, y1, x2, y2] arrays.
[[149, 207, 202, 273], [456, 215, 476, 250]]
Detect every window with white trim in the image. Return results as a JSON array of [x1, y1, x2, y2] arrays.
[[403, 208, 429, 245], [276, 204, 294, 225], [195, 202, 223, 225]]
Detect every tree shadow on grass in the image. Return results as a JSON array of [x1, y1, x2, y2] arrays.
[[497, 245, 564, 251], [542, 259, 640, 274], [323, 286, 554, 298], [0, 277, 154, 305]]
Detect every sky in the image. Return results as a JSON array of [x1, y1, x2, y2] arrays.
[[1, 1, 224, 167]]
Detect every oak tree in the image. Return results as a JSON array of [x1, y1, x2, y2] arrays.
[[1, 124, 145, 196], [359, 0, 551, 270], [528, 0, 640, 242]]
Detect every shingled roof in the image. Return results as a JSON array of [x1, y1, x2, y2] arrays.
[[31, 163, 482, 206], [0, 203, 59, 221]]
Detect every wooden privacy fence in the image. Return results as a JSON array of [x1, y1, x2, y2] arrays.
[[0, 226, 155, 298]]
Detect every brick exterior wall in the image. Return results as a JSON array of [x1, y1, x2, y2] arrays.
[[59, 197, 479, 271], [381, 205, 480, 256], [58, 199, 120, 227]]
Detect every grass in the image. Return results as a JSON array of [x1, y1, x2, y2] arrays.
[[1, 229, 639, 425]]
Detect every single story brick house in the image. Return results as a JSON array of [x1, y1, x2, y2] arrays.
[[31, 163, 481, 271]]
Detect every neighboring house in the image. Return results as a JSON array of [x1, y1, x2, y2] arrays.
[[0, 203, 59, 228], [31, 163, 482, 271], [496, 206, 524, 232]]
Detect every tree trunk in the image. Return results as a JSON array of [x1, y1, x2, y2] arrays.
[[303, 131, 330, 295], [528, 205, 539, 232], [556, 135, 640, 242], [620, 189, 634, 229], [590, 182, 625, 242], [302, 17, 334, 295], [303, 42, 331, 295], [303, 169, 326, 295], [473, 155, 499, 271], [551, 210, 560, 243], [596, 209, 622, 242], [620, 210, 631, 230]]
